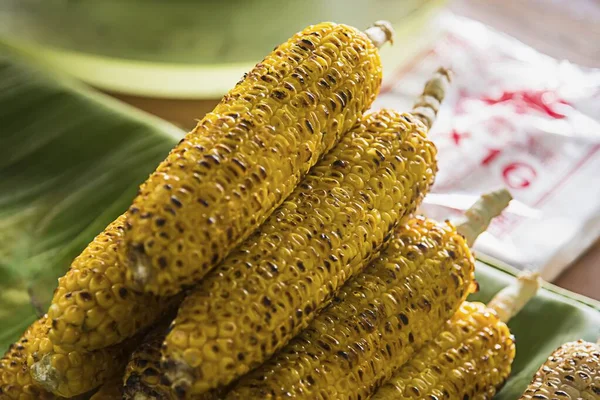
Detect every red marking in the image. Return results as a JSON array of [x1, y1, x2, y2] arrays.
[[379, 48, 437, 94], [534, 144, 600, 207], [500, 144, 600, 236], [450, 130, 470, 145], [502, 162, 537, 189], [482, 90, 570, 119], [481, 148, 502, 166]]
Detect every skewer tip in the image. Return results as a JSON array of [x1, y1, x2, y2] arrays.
[[364, 20, 395, 48], [411, 67, 453, 130], [454, 188, 513, 247], [488, 271, 541, 323]]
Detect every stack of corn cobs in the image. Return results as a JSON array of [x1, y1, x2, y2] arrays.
[[1, 21, 598, 400]]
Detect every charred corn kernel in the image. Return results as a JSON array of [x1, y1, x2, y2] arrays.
[[162, 69, 450, 398], [47, 214, 178, 352], [27, 317, 137, 398], [0, 318, 54, 400], [225, 189, 511, 400], [373, 272, 540, 400], [520, 340, 600, 400], [124, 324, 175, 400], [90, 375, 123, 400], [122, 21, 393, 296]]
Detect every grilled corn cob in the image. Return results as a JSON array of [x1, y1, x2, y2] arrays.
[[122, 21, 393, 296], [47, 214, 178, 352], [520, 339, 600, 400], [372, 272, 540, 400], [27, 317, 138, 398], [124, 322, 226, 400], [0, 318, 54, 400], [90, 375, 123, 400], [225, 189, 510, 399], [162, 69, 450, 397], [124, 323, 174, 400]]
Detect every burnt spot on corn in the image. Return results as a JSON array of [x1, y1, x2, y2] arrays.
[[171, 196, 183, 208], [118, 287, 129, 299], [399, 313, 409, 325], [271, 90, 286, 100], [158, 257, 168, 269], [262, 296, 272, 307]]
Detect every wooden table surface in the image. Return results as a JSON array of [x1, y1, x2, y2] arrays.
[[108, 0, 599, 301]]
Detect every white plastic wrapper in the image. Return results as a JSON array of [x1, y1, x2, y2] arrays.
[[374, 14, 600, 280]]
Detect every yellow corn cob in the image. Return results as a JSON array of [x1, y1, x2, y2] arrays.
[[162, 69, 450, 397], [27, 317, 138, 398], [0, 319, 54, 400], [121, 21, 393, 296], [372, 272, 540, 400], [124, 322, 226, 400], [124, 323, 174, 400], [520, 339, 600, 400], [47, 214, 178, 352], [225, 190, 511, 400], [90, 375, 123, 400]]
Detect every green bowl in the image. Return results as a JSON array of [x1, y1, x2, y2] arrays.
[[0, 0, 445, 98]]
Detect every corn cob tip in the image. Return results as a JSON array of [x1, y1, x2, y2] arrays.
[[29, 354, 59, 393], [126, 245, 152, 288], [488, 271, 541, 323], [162, 359, 193, 398], [454, 188, 512, 247], [411, 67, 453, 130], [364, 20, 395, 48]]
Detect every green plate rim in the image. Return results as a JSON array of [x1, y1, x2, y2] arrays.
[[476, 253, 600, 311]]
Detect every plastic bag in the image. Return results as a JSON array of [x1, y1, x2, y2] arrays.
[[374, 13, 600, 280]]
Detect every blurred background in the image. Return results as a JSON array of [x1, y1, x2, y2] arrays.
[[0, 0, 598, 324], [2, 0, 598, 126]]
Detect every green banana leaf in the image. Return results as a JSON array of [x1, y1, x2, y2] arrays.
[[0, 45, 182, 351], [0, 42, 599, 400]]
